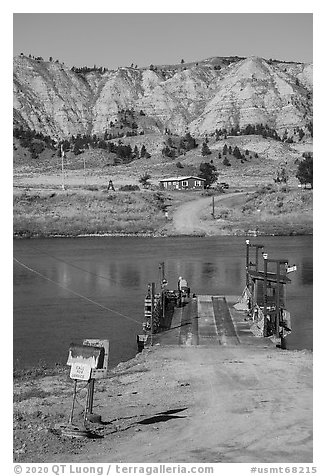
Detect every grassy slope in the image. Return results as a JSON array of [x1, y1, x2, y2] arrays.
[[205, 185, 313, 235], [13, 189, 170, 237], [13, 134, 313, 237]]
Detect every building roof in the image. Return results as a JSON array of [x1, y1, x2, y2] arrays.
[[159, 176, 206, 182]]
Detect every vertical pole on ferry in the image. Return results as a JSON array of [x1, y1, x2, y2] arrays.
[[245, 240, 250, 287], [150, 282, 155, 346], [263, 253, 268, 337], [160, 263, 166, 320], [275, 261, 281, 339], [255, 246, 260, 272]]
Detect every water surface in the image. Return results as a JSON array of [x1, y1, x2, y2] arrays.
[[13, 235, 313, 369]]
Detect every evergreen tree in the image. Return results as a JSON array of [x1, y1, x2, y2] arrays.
[[298, 129, 305, 141], [233, 146, 242, 159], [296, 156, 313, 188], [198, 162, 218, 188], [201, 142, 212, 156], [183, 132, 197, 150], [140, 145, 147, 158], [222, 144, 228, 155], [133, 145, 139, 159]]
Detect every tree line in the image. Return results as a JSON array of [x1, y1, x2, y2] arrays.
[[214, 122, 312, 142], [13, 127, 151, 163], [161, 132, 198, 158]]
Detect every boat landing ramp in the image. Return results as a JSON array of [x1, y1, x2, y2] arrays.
[[156, 294, 259, 348]]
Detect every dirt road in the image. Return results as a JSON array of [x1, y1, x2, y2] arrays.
[[14, 296, 313, 463], [169, 192, 250, 236]]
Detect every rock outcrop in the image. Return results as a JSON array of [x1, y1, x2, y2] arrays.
[[13, 55, 313, 139]]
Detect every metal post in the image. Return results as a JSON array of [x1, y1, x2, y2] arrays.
[[160, 263, 166, 320], [255, 246, 259, 272], [276, 261, 280, 338], [212, 196, 215, 218], [245, 240, 250, 287], [160, 262, 166, 283], [69, 380, 78, 424], [87, 379, 95, 414], [263, 253, 268, 337], [150, 282, 155, 346]]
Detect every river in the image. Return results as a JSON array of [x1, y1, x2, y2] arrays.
[[13, 235, 313, 369]]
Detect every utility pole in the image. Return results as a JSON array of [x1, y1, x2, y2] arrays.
[[212, 196, 215, 218], [61, 144, 65, 190], [83, 155, 86, 186]]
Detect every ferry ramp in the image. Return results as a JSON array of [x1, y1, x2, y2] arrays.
[[157, 294, 255, 347]]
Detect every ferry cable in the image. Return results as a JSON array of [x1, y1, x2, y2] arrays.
[[13, 256, 142, 325], [17, 244, 121, 286]]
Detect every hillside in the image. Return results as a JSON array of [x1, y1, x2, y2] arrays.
[[13, 54, 313, 139], [13, 53, 313, 239]]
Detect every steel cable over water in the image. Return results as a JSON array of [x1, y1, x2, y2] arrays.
[[13, 256, 142, 325], [22, 244, 121, 285]]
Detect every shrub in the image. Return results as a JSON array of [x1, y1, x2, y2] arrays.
[[216, 209, 230, 219], [119, 184, 140, 191], [139, 173, 151, 188]]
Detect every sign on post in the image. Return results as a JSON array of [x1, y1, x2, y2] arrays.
[[69, 363, 92, 381], [286, 265, 297, 273]]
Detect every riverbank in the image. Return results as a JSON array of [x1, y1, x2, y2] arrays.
[[13, 342, 313, 463], [13, 285, 314, 463], [13, 186, 313, 238]]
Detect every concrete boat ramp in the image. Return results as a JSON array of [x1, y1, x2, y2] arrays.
[[156, 294, 263, 348]]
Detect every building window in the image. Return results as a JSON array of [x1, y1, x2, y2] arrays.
[[182, 181, 188, 187], [194, 180, 202, 187]]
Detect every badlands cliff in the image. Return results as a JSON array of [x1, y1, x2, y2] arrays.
[[13, 54, 312, 139]]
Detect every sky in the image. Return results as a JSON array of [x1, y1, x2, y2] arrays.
[[13, 12, 313, 69]]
